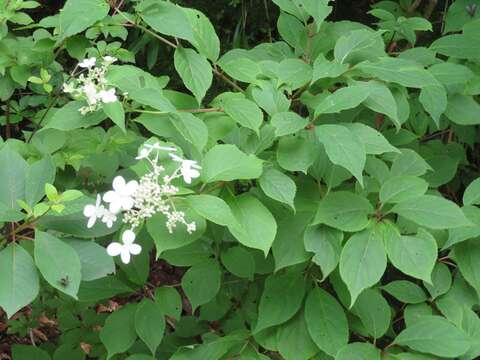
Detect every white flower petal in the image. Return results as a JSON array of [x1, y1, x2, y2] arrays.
[[129, 243, 142, 255], [103, 190, 118, 203], [124, 180, 139, 196], [112, 176, 126, 192], [109, 200, 122, 215], [120, 249, 131, 264], [120, 197, 134, 211], [106, 242, 123, 256], [83, 204, 96, 217], [87, 216, 96, 228], [122, 229, 136, 244]]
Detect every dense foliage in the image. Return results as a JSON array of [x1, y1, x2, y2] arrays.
[[1, 0, 480, 359]]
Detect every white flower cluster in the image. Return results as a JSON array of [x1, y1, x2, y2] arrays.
[[83, 143, 201, 264], [63, 56, 118, 115]]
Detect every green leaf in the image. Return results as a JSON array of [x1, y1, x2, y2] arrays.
[[277, 135, 317, 174], [170, 112, 208, 152], [339, 226, 387, 306], [419, 85, 447, 126], [277, 310, 319, 360], [259, 168, 296, 210], [464, 178, 480, 205], [147, 206, 206, 255], [183, 8, 220, 62], [44, 101, 105, 131], [361, 81, 400, 127], [277, 58, 312, 90], [66, 239, 115, 281], [254, 270, 305, 333], [174, 47, 212, 104], [34, 230, 81, 298], [382, 280, 428, 304], [429, 62, 474, 86], [138, 0, 194, 42], [356, 58, 438, 88], [100, 305, 137, 360], [103, 101, 125, 133], [352, 289, 391, 339], [304, 287, 348, 356], [453, 240, 480, 299], [0, 244, 39, 318], [24, 156, 55, 207], [334, 29, 386, 65], [313, 191, 373, 232], [182, 258, 221, 311], [221, 246, 255, 280], [380, 176, 429, 205], [314, 85, 371, 117], [201, 144, 263, 183], [336, 343, 381, 360], [271, 111, 308, 136], [297, 0, 332, 31], [0, 145, 28, 210], [391, 149, 432, 177], [135, 299, 165, 355], [312, 54, 349, 81], [343, 123, 398, 155], [394, 316, 470, 358], [228, 194, 277, 256], [224, 98, 263, 135], [58, 0, 109, 39], [423, 263, 451, 300], [445, 94, 480, 125], [384, 225, 437, 283], [186, 194, 238, 227], [218, 56, 261, 84], [12, 345, 51, 360], [77, 276, 132, 302], [430, 34, 480, 60], [304, 225, 342, 280], [391, 195, 471, 229], [155, 287, 182, 321], [316, 125, 365, 185]]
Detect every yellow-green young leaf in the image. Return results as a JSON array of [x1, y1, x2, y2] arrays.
[[380, 176, 429, 205], [394, 316, 471, 358], [303, 225, 343, 281], [228, 194, 277, 256], [336, 343, 381, 360], [419, 85, 447, 126], [382, 280, 428, 304], [259, 168, 296, 210], [100, 305, 137, 360], [277, 136, 317, 174], [174, 47, 212, 104], [453, 239, 480, 299], [383, 225, 437, 283], [316, 125, 366, 186], [0, 244, 39, 318], [138, 0, 194, 42], [444, 94, 480, 125], [277, 310, 319, 360], [57, 0, 109, 39], [25, 156, 55, 207], [0, 145, 28, 210], [135, 299, 165, 355], [183, 8, 220, 62], [103, 101, 125, 133], [339, 227, 387, 307], [181, 258, 221, 311], [146, 206, 206, 256], [201, 144, 263, 183], [313, 191, 373, 232], [34, 230, 81, 299], [155, 287, 182, 321], [391, 195, 471, 229], [304, 288, 348, 356], [423, 263, 451, 300], [254, 271, 305, 333], [463, 178, 480, 205], [224, 98, 263, 135], [352, 289, 391, 339], [314, 85, 371, 117], [271, 111, 309, 136]]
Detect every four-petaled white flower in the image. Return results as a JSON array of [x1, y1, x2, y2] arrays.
[[103, 176, 139, 214], [79, 57, 96, 68], [101, 210, 117, 228], [170, 153, 201, 184], [83, 83, 98, 104], [98, 88, 117, 103], [106, 229, 142, 264], [83, 194, 105, 228]]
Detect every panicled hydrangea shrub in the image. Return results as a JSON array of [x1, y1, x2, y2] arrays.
[[63, 56, 119, 115], [83, 143, 201, 264]]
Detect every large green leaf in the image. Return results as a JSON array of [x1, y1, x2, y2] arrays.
[[181, 258, 221, 311], [352, 289, 391, 339], [0, 244, 39, 318], [316, 124, 366, 185], [430, 34, 480, 60], [464, 178, 480, 206], [334, 29, 386, 64], [25, 156, 55, 207], [444, 94, 480, 125], [135, 299, 165, 355], [314, 85, 371, 117], [336, 343, 381, 360], [100, 305, 137, 360], [259, 168, 296, 210], [339, 227, 387, 306], [394, 316, 470, 358], [224, 98, 263, 135], [34, 231, 82, 298], [186, 194, 238, 227], [0, 145, 28, 210], [277, 136, 317, 174], [343, 123, 398, 155], [183, 8, 220, 62], [380, 176, 429, 205], [58, 0, 109, 39], [271, 111, 308, 136], [66, 239, 115, 282], [453, 240, 480, 298], [277, 310, 319, 360], [304, 288, 348, 356]]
